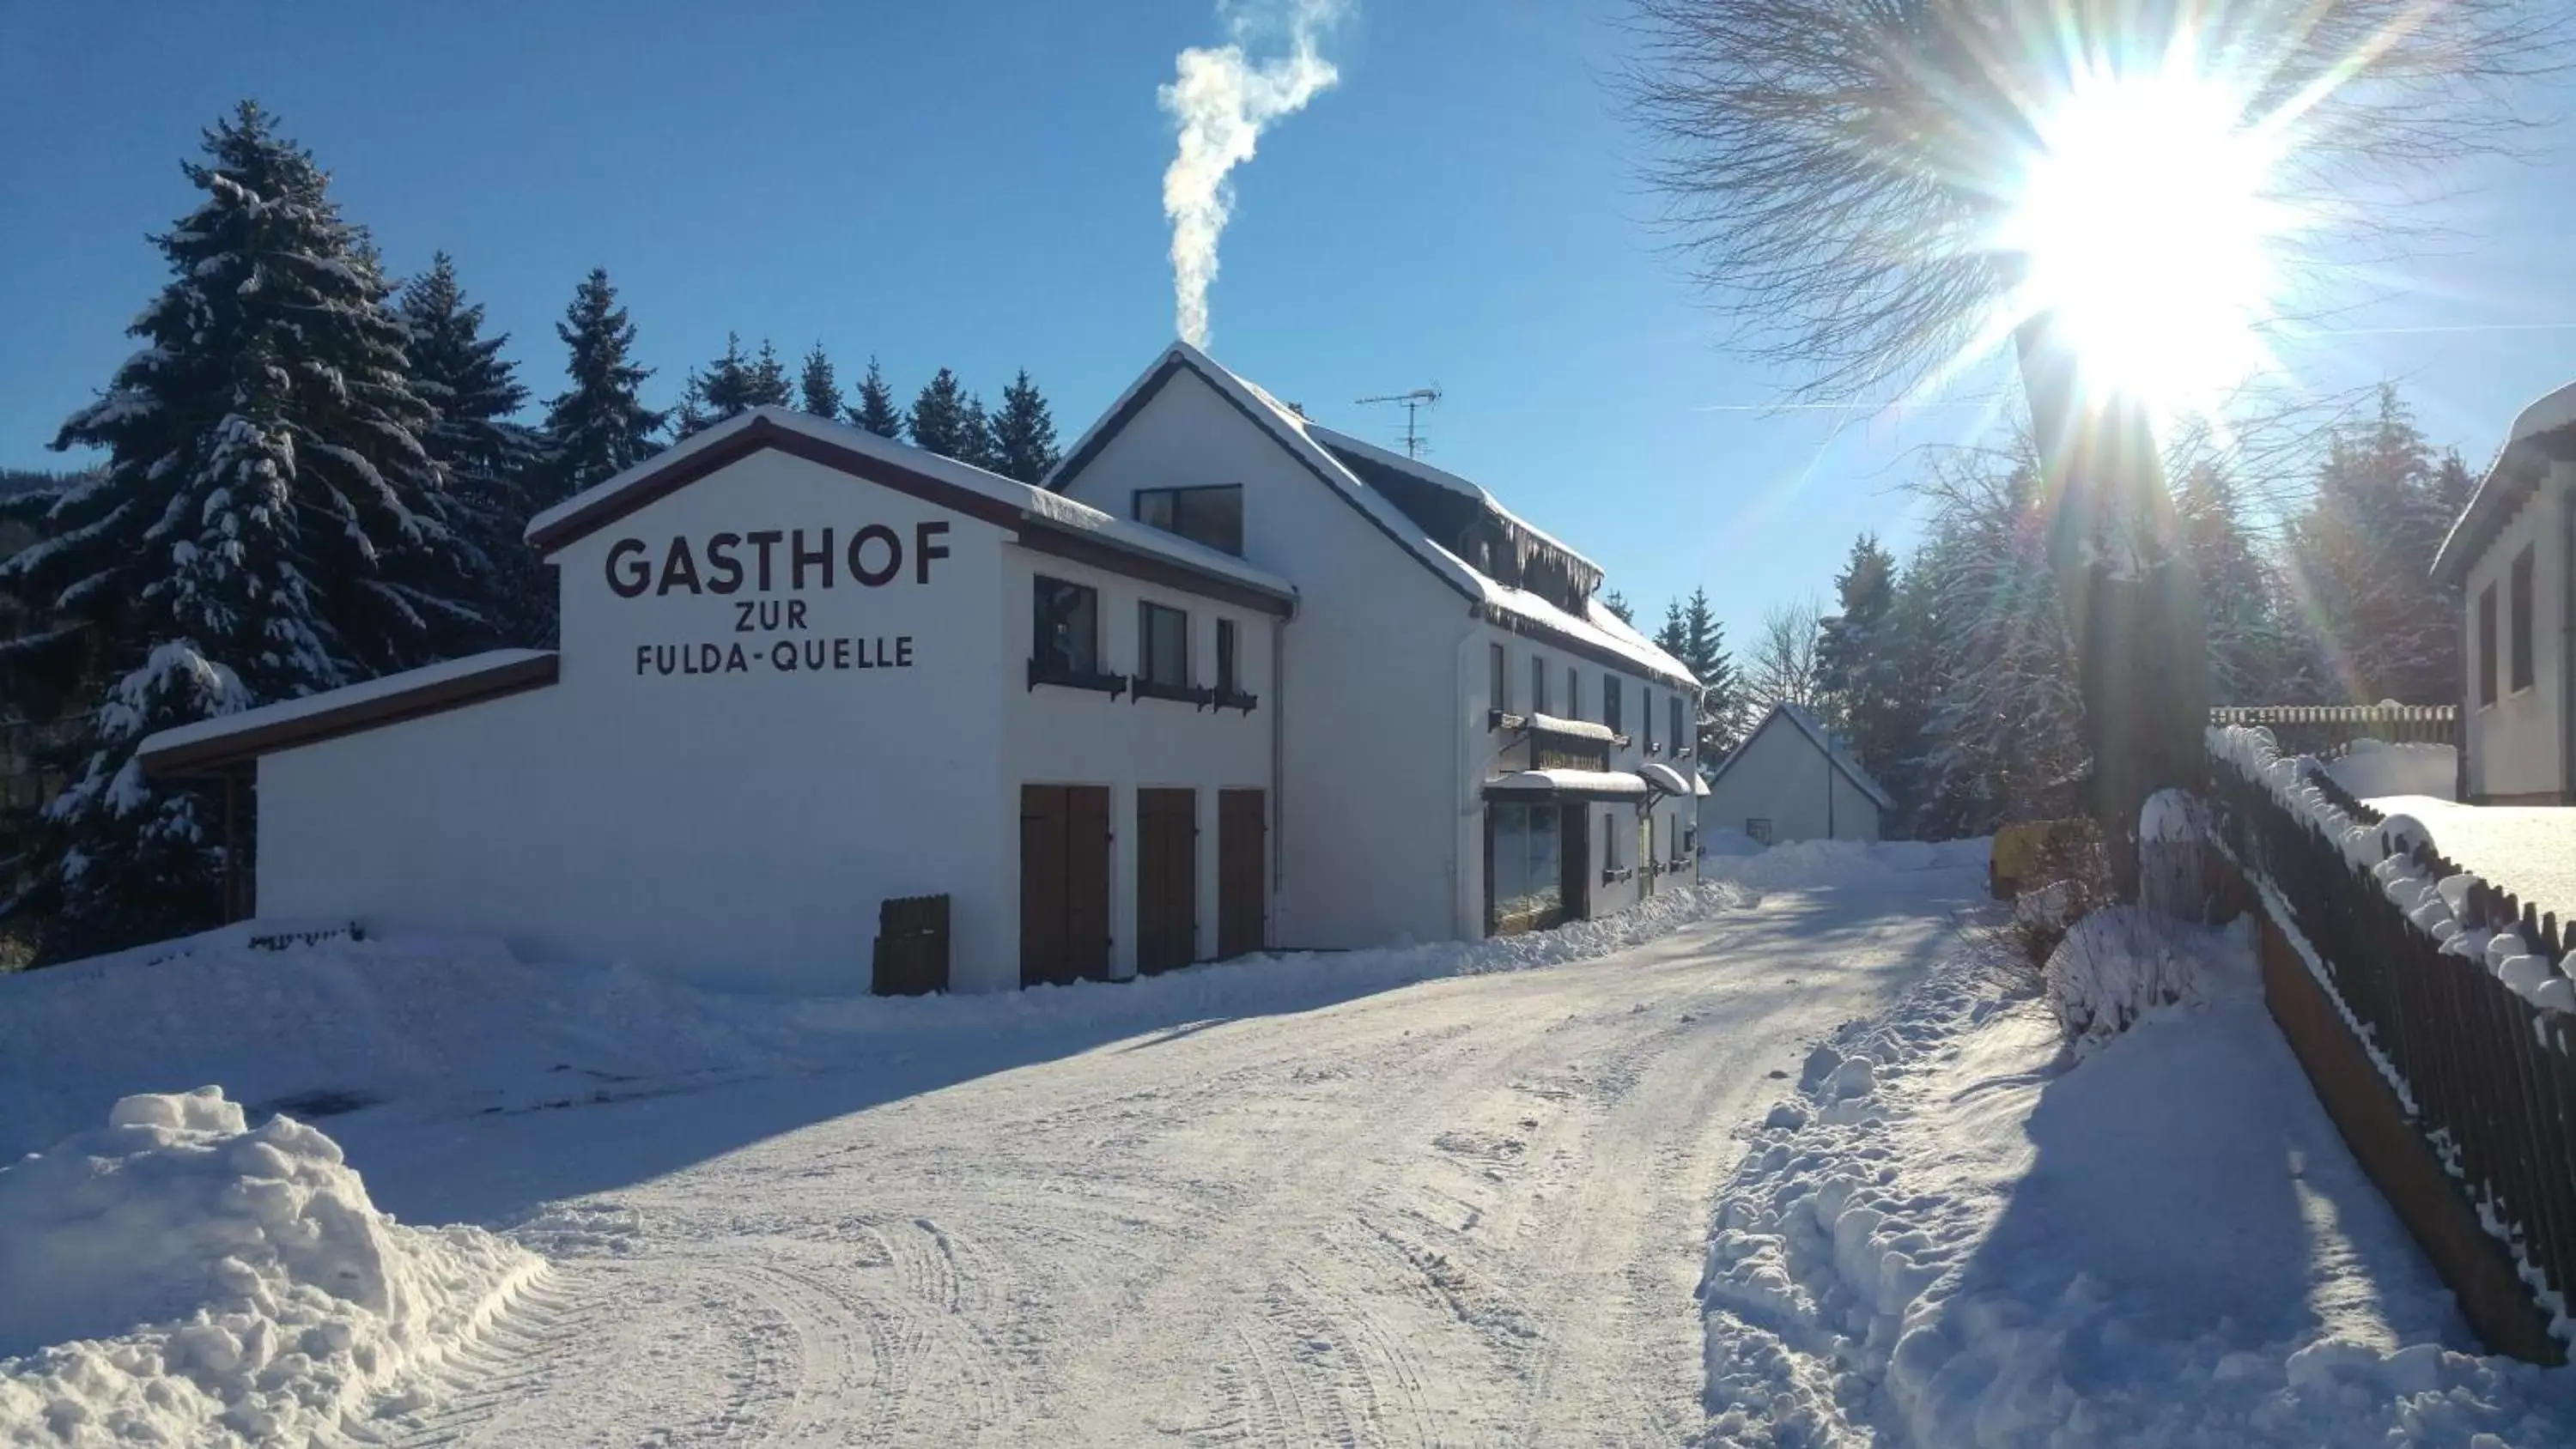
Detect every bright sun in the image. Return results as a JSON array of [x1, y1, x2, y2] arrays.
[[1997, 56, 2293, 417]]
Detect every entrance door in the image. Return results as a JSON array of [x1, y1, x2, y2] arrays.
[[1218, 788, 1267, 959], [1020, 784, 1110, 987], [1136, 788, 1199, 975], [1558, 803, 1589, 921]]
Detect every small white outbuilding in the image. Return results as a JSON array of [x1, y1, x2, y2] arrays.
[[2433, 380, 2576, 804], [1698, 701, 1893, 846]]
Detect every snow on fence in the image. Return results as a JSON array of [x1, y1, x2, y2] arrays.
[[2208, 703, 2458, 755], [2209, 726, 2576, 1343]]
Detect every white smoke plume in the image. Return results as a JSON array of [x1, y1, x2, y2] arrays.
[[1157, 0, 1344, 349]]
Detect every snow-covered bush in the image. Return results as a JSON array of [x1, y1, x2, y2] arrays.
[[0, 1087, 539, 1447], [2043, 906, 2226, 1052]]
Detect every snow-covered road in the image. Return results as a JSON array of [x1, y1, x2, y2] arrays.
[[355, 872, 1978, 1447]]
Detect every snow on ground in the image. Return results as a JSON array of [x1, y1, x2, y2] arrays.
[[2329, 740, 2458, 803], [0, 1088, 539, 1449], [2360, 795, 2576, 933], [3, 847, 1977, 1446], [1699, 909, 2576, 1448]]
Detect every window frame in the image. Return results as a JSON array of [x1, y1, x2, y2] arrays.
[[2510, 544, 2536, 695], [2478, 581, 2500, 707], [1531, 654, 1549, 716], [1491, 642, 1510, 715], [1603, 673, 1623, 737], [1133, 599, 1204, 705], [1131, 483, 1245, 556], [1030, 574, 1122, 696]]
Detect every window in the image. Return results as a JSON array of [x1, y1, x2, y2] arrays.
[[1643, 688, 1656, 753], [1671, 694, 1688, 755], [1604, 812, 1621, 872], [1488, 801, 1563, 931], [1567, 666, 1580, 721], [2511, 544, 2536, 694], [1491, 642, 1509, 713], [1217, 619, 1240, 695], [1746, 817, 1773, 845], [1139, 601, 1190, 688], [1035, 575, 1099, 675], [1133, 485, 1243, 555], [1603, 674, 1623, 736], [2478, 583, 2499, 706], [1531, 655, 1549, 715]]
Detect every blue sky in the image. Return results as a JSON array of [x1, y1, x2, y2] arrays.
[[3, 0, 2573, 646]]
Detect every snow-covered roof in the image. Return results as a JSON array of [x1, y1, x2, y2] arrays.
[[527, 406, 1297, 609], [138, 649, 559, 776], [1303, 423, 1602, 580], [1485, 768, 1652, 797], [1710, 701, 1896, 813], [1049, 343, 1695, 688], [2432, 379, 2576, 585]]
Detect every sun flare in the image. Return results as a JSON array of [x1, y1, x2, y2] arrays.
[[1997, 55, 2296, 418]]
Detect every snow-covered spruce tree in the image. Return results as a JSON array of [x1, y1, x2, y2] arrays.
[[1678, 588, 1745, 760], [539, 268, 665, 508], [797, 344, 843, 420], [1817, 535, 1925, 802], [2285, 385, 2464, 705], [0, 101, 481, 958], [850, 356, 904, 439], [989, 370, 1061, 485], [1600, 588, 1635, 626], [2173, 463, 2312, 706], [399, 252, 539, 648]]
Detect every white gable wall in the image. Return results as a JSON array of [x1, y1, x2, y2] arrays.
[[1057, 369, 1472, 947], [1699, 712, 1882, 845], [260, 449, 1014, 991], [999, 547, 1275, 979], [2463, 471, 2573, 803]]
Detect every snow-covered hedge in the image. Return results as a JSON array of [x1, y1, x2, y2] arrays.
[[2042, 906, 2240, 1052], [0, 1088, 540, 1447]]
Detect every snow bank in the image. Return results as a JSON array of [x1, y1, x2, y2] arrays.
[[0, 1088, 539, 1447], [1700, 935, 2576, 1447], [2329, 739, 2459, 803], [1697, 837, 1988, 891]]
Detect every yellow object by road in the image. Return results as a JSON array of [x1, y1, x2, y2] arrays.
[[1990, 819, 2088, 900]]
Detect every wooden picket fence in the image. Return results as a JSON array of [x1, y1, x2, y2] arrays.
[[2209, 747, 2576, 1344], [2208, 703, 2458, 755]]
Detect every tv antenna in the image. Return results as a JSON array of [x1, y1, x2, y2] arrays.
[[1355, 386, 1443, 459]]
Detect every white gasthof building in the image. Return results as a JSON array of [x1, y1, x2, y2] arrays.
[[2435, 379, 2576, 804], [139, 343, 1705, 992]]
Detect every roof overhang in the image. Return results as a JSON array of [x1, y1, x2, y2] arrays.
[[138, 650, 560, 779], [1485, 768, 1652, 801], [2433, 421, 2576, 586], [1638, 761, 1707, 798]]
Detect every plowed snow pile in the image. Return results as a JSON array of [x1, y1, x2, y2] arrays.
[[1701, 913, 2576, 1446], [0, 1088, 540, 1447]]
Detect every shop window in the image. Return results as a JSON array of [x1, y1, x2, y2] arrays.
[[1604, 674, 1623, 736], [1531, 655, 1549, 715], [2511, 544, 2536, 694], [2478, 583, 2498, 706], [1139, 602, 1190, 688], [1746, 817, 1773, 845], [1034, 576, 1101, 676], [1488, 801, 1563, 933], [1133, 484, 1243, 556]]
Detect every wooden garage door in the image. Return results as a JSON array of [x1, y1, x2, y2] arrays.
[[1021, 784, 1110, 988], [1218, 789, 1267, 959], [1136, 788, 1198, 975]]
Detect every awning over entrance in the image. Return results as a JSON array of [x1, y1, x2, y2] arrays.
[[1484, 768, 1651, 801], [1637, 761, 1709, 798]]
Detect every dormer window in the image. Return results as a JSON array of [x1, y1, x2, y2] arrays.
[[1133, 484, 1243, 556]]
